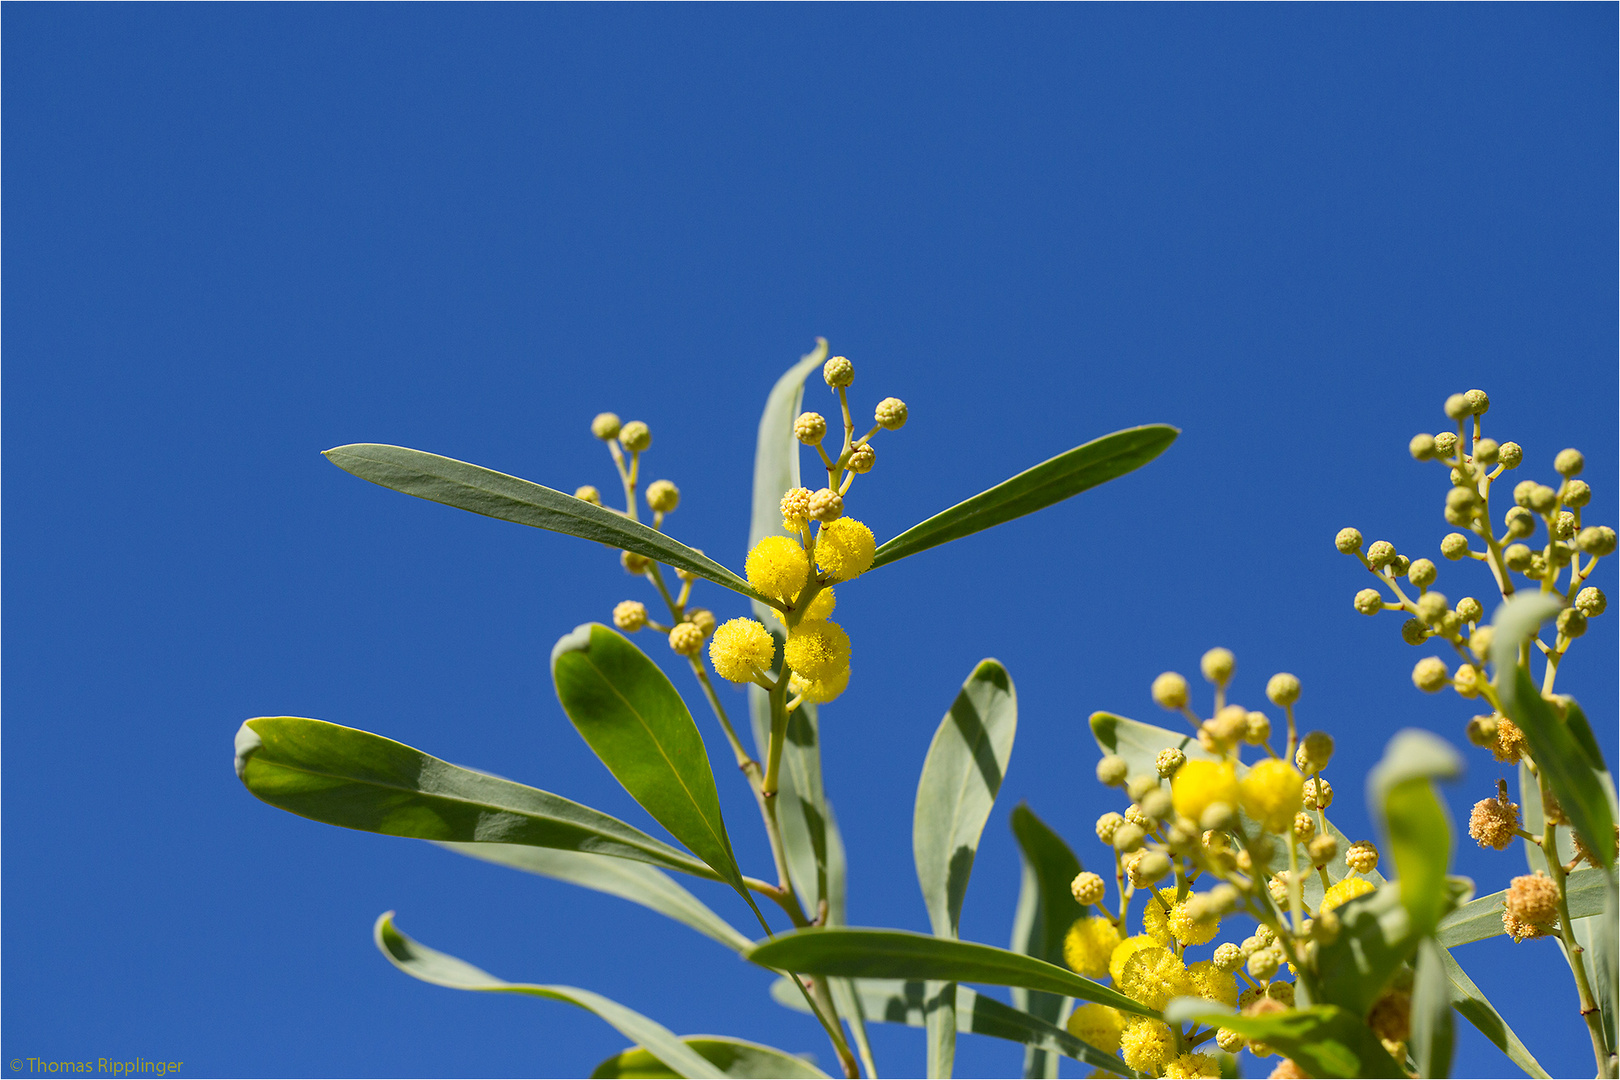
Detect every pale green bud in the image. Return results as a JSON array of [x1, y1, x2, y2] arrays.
[[1335, 527, 1364, 554], [1070, 871, 1106, 906], [1440, 533, 1471, 560], [1555, 448, 1585, 477], [1096, 755, 1129, 787], [1354, 588, 1385, 615], [1245, 711, 1272, 744], [574, 484, 602, 505], [1095, 812, 1124, 843], [1557, 608, 1588, 639], [1446, 487, 1479, 515], [1400, 618, 1428, 645], [1416, 591, 1449, 623], [612, 600, 648, 632], [1564, 479, 1591, 508], [1468, 625, 1495, 660], [1213, 943, 1244, 972], [1307, 833, 1338, 864], [1526, 553, 1547, 580], [622, 550, 652, 574], [1413, 656, 1450, 692], [1390, 554, 1411, 577], [1293, 812, 1317, 842], [1433, 431, 1459, 458], [1435, 610, 1463, 638], [1151, 671, 1190, 709], [1366, 540, 1397, 569], [645, 479, 680, 513], [1503, 543, 1533, 571], [807, 487, 844, 521], [1443, 393, 1471, 421], [1504, 506, 1536, 539], [1303, 777, 1333, 810], [668, 622, 705, 657], [1577, 526, 1617, 557], [1409, 434, 1436, 461], [619, 420, 652, 452], [1528, 485, 1559, 513], [1112, 822, 1146, 853], [1155, 748, 1186, 778], [1465, 713, 1499, 748], [1473, 437, 1500, 465], [1215, 1028, 1247, 1053], [1498, 441, 1523, 468], [1140, 789, 1174, 820], [1575, 587, 1606, 617], [1463, 388, 1490, 414], [1296, 730, 1333, 773], [874, 397, 908, 430], [1408, 558, 1438, 587], [591, 412, 622, 440], [1209, 884, 1242, 913], [1247, 948, 1281, 981], [1311, 908, 1341, 944], [794, 412, 827, 444], [1513, 480, 1538, 508], [1453, 663, 1481, 698], [1549, 542, 1574, 567], [1455, 596, 1483, 624], [1131, 850, 1171, 884], [822, 355, 854, 388], [1201, 647, 1236, 686], [1200, 801, 1236, 831], [1266, 672, 1301, 706], [847, 443, 876, 473], [1126, 774, 1160, 802]]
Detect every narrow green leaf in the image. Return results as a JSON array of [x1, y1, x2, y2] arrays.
[[1314, 880, 1467, 1016], [748, 340, 828, 562], [821, 802, 878, 1080], [1411, 939, 1454, 1078], [1490, 593, 1615, 867], [1367, 729, 1462, 937], [923, 980, 956, 1080], [374, 912, 727, 1080], [871, 425, 1178, 570], [437, 842, 753, 952], [234, 716, 714, 878], [1437, 866, 1608, 947], [324, 443, 772, 607], [1162, 1001, 1404, 1079], [589, 1037, 830, 1079], [1008, 805, 1087, 1079], [1437, 946, 1549, 1078], [552, 624, 749, 902], [746, 928, 1154, 1017], [769, 978, 1135, 1078]]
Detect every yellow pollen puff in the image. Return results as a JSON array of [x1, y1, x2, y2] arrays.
[[746, 536, 809, 601], [1109, 934, 1157, 985], [1171, 760, 1239, 824], [1188, 960, 1239, 1006], [1142, 890, 1177, 946], [1163, 1052, 1222, 1079], [708, 618, 776, 684], [788, 666, 850, 704], [1062, 916, 1121, 980], [1064, 1004, 1125, 1056], [1119, 946, 1192, 1011], [1240, 759, 1306, 833], [783, 620, 851, 681], [802, 587, 836, 621], [1319, 876, 1376, 912], [815, 517, 876, 581], [1169, 900, 1221, 946], [1119, 1019, 1176, 1073]]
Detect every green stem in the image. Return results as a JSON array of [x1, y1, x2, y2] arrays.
[[1543, 805, 1611, 1075]]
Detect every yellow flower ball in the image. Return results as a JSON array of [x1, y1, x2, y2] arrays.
[[815, 517, 876, 581], [783, 620, 851, 681], [746, 536, 809, 601], [1109, 934, 1157, 985], [708, 618, 775, 683], [1119, 946, 1192, 1011], [1187, 960, 1239, 1006], [1240, 759, 1306, 833], [1142, 891, 1176, 946], [1171, 760, 1239, 823], [1163, 1051, 1221, 1078], [1062, 916, 1122, 980], [1320, 875, 1376, 912], [1119, 1019, 1176, 1073], [1064, 1004, 1125, 1056], [802, 587, 836, 621], [788, 665, 850, 704], [1169, 900, 1221, 947]]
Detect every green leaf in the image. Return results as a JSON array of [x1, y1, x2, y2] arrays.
[[1162, 1001, 1404, 1079], [748, 340, 828, 564], [1366, 729, 1462, 937], [1490, 593, 1615, 867], [436, 842, 753, 952], [589, 1037, 831, 1079], [870, 425, 1178, 570], [1437, 866, 1608, 947], [1314, 879, 1467, 1016], [1411, 939, 1454, 1078], [745, 928, 1154, 1017], [769, 978, 1135, 1078], [324, 443, 772, 607], [234, 716, 715, 878], [1008, 804, 1088, 1080], [1437, 946, 1549, 1078], [552, 624, 750, 904], [374, 912, 727, 1080]]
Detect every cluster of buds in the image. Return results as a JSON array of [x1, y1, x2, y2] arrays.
[[1065, 650, 1386, 1076], [708, 356, 906, 708]]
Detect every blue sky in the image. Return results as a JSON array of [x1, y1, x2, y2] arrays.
[[4, 5, 1614, 1078]]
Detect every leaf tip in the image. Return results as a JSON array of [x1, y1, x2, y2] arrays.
[[970, 658, 1011, 691], [550, 622, 600, 669], [233, 720, 264, 780]]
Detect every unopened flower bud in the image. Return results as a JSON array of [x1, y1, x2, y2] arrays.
[[1468, 625, 1495, 660], [1577, 526, 1617, 557], [1453, 663, 1481, 698], [1248, 949, 1281, 981], [1151, 671, 1190, 709], [823, 355, 854, 388], [687, 608, 716, 636], [1530, 485, 1559, 513], [1366, 540, 1397, 569], [1416, 592, 1449, 624], [1503, 543, 1534, 571], [1465, 713, 1499, 748], [1551, 512, 1577, 541], [1095, 812, 1125, 844], [1129, 850, 1171, 885], [1390, 554, 1411, 576], [1502, 506, 1535, 540], [622, 550, 652, 574], [1408, 558, 1437, 587], [1526, 553, 1547, 580], [591, 412, 622, 440], [1446, 487, 1479, 517], [1412, 656, 1450, 692], [646, 479, 680, 513], [1140, 789, 1174, 820], [1296, 731, 1333, 773], [1498, 441, 1523, 468], [1266, 673, 1301, 707], [1454, 597, 1483, 624], [874, 397, 908, 430], [1442, 393, 1471, 420], [1205, 705, 1249, 747], [1127, 774, 1161, 802], [1565, 479, 1592, 508], [575, 484, 602, 505], [1513, 480, 1538, 508], [1307, 834, 1339, 865], [808, 488, 844, 522], [1353, 589, 1385, 616], [1245, 711, 1272, 744], [1400, 618, 1429, 645], [1096, 755, 1130, 787], [1462, 388, 1490, 414], [1211, 942, 1244, 973], [619, 421, 652, 452], [1303, 777, 1333, 810], [1344, 840, 1379, 874], [1200, 802, 1236, 831], [1554, 448, 1585, 477], [668, 622, 705, 657], [794, 412, 827, 444], [1112, 823, 1146, 853], [1293, 812, 1317, 842], [1267, 873, 1289, 904], [1575, 587, 1606, 617], [1201, 647, 1236, 686], [1209, 883, 1241, 913], [1070, 871, 1106, 906], [612, 600, 648, 631], [780, 487, 813, 522], [1433, 431, 1459, 457], [1473, 438, 1500, 465], [1408, 434, 1436, 461], [1335, 527, 1364, 554], [847, 443, 876, 473], [1156, 748, 1186, 777], [1557, 608, 1588, 639]]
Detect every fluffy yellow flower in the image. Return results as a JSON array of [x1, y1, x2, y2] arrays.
[[1187, 960, 1239, 1006], [1164, 1052, 1221, 1078], [815, 517, 876, 580], [788, 666, 850, 704], [783, 620, 851, 681], [1240, 759, 1306, 833], [1119, 946, 1192, 1011], [1142, 890, 1176, 946], [1320, 875, 1376, 912], [1064, 1004, 1125, 1055], [1144, 888, 1219, 947], [1119, 1019, 1176, 1073], [1171, 760, 1239, 823], [1109, 934, 1157, 985], [746, 536, 809, 601], [708, 618, 775, 683], [1062, 916, 1122, 979], [802, 587, 836, 621]]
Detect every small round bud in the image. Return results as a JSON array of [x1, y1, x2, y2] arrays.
[[1245, 711, 1272, 744], [780, 487, 813, 522], [1555, 449, 1585, 477], [1463, 388, 1490, 415], [1528, 485, 1558, 514], [1209, 883, 1241, 913], [1311, 908, 1342, 944], [1071, 871, 1106, 906], [1293, 812, 1317, 842], [1390, 554, 1411, 577], [1450, 467, 1467, 486], [1201, 647, 1236, 686], [1412, 656, 1450, 693], [1445, 486, 1479, 515], [1526, 553, 1547, 580], [1502, 506, 1534, 540], [1416, 591, 1449, 624], [1296, 731, 1333, 773], [1439, 611, 1464, 638], [1267, 873, 1289, 904], [1455, 596, 1483, 624], [591, 412, 622, 440], [874, 397, 908, 430], [1473, 438, 1500, 465], [808, 488, 844, 522], [1453, 663, 1481, 698], [1354, 588, 1385, 615], [1440, 533, 1471, 560], [1112, 822, 1146, 853], [1215, 1028, 1247, 1053], [1265, 673, 1301, 707], [1443, 393, 1472, 420], [1199, 801, 1236, 831], [822, 355, 854, 388], [645, 479, 680, 514], [1557, 608, 1588, 639], [1151, 671, 1190, 709], [1335, 527, 1364, 554], [1165, 820, 1200, 855], [619, 421, 652, 452], [1096, 755, 1130, 787], [1575, 586, 1606, 617], [1155, 748, 1187, 778], [1095, 812, 1125, 844], [1124, 800, 1154, 827], [1433, 431, 1459, 457], [1130, 850, 1171, 885], [1564, 479, 1592, 507], [1248, 948, 1281, 981], [1513, 480, 1538, 508], [1303, 777, 1333, 810], [1366, 540, 1397, 569], [1408, 434, 1436, 461], [574, 484, 602, 505], [622, 550, 652, 575], [1503, 543, 1533, 571], [1498, 441, 1523, 468], [612, 600, 648, 632], [1577, 526, 1617, 557], [1465, 713, 1500, 748], [687, 608, 716, 637], [794, 412, 827, 444], [1127, 775, 1161, 802], [1307, 834, 1339, 864], [1346, 840, 1379, 874], [1205, 705, 1249, 748], [1213, 942, 1244, 973], [1140, 789, 1174, 820], [1408, 558, 1437, 587], [1400, 618, 1429, 645], [847, 443, 876, 473], [1551, 512, 1577, 541], [668, 622, 705, 657]]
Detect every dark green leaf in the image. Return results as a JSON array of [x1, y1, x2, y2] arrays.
[[552, 624, 749, 902], [1008, 805, 1088, 1080], [870, 425, 1179, 570], [374, 912, 726, 1080], [1366, 729, 1462, 937], [746, 928, 1154, 1017], [1437, 866, 1608, 947], [324, 443, 771, 606], [1411, 939, 1454, 1078], [1162, 1001, 1404, 1080], [589, 1037, 830, 1079], [234, 716, 714, 878], [437, 843, 753, 952]]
